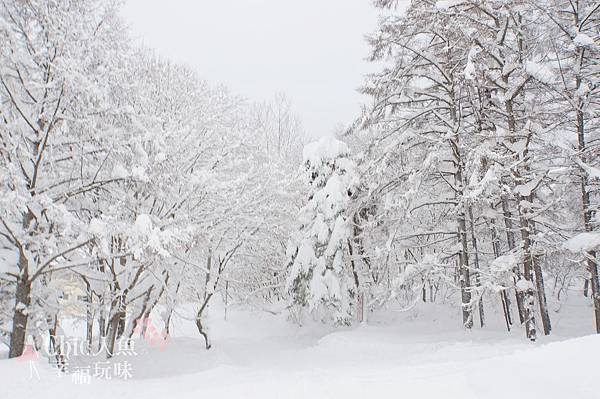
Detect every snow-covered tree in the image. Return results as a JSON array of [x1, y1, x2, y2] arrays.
[[348, 0, 600, 340], [285, 136, 359, 324], [0, 0, 307, 359], [0, 0, 132, 358]]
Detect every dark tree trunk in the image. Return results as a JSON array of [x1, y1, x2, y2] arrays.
[[452, 141, 472, 329], [196, 293, 213, 350], [195, 314, 212, 350], [468, 206, 484, 327], [533, 254, 551, 335], [458, 212, 472, 329], [83, 278, 94, 350], [98, 306, 106, 353], [490, 216, 512, 331], [116, 304, 127, 339], [518, 205, 537, 341], [575, 88, 600, 332], [48, 316, 66, 370], [196, 253, 213, 349], [501, 196, 525, 325], [587, 251, 600, 333], [105, 310, 123, 358], [9, 270, 31, 358]]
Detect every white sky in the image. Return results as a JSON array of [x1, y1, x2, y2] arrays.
[[120, 0, 380, 138]]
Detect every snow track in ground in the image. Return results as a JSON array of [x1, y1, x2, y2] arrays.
[[1, 304, 597, 398]]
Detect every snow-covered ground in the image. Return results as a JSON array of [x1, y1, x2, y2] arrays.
[[1, 301, 597, 399]]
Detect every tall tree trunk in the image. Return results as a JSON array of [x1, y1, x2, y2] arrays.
[[98, 301, 106, 353], [505, 77, 536, 340], [451, 131, 472, 329], [196, 292, 213, 350], [457, 208, 472, 328], [586, 250, 600, 333], [83, 278, 94, 350], [533, 252, 551, 335], [517, 204, 537, 341], [195, 251, 213, 349], [574, 46, 600, 331], [580, 138, 600, 332], [9, 269, 31, 358], [501, 196, 525, 324], [9, 211, 35, 359], [490, 216, 512, 331], [129, 288, 153, 340], [116, 303, 127, 339], [48, 315, 66, 370], [468, 206, 484, 327], [105, 311, 122, 358]]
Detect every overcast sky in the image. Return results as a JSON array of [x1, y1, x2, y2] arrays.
[[120, 0, 380, 138]]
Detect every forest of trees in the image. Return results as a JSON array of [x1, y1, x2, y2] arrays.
[[1, 0, 599, 362], [344, 0, 600, 341]]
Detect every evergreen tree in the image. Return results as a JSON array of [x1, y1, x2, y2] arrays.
[[286, 137, 359, 324]]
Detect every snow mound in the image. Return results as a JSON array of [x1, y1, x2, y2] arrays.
[[302, 136, 350, 167], [574, 33, 595, 47], [564, 232, 600, 252], [525, 61, 555, 84]]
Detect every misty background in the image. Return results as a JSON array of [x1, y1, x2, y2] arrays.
[[121, 0, 380, 138]]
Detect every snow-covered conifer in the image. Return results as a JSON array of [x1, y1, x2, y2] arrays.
[[286, 136, 359, 324]]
